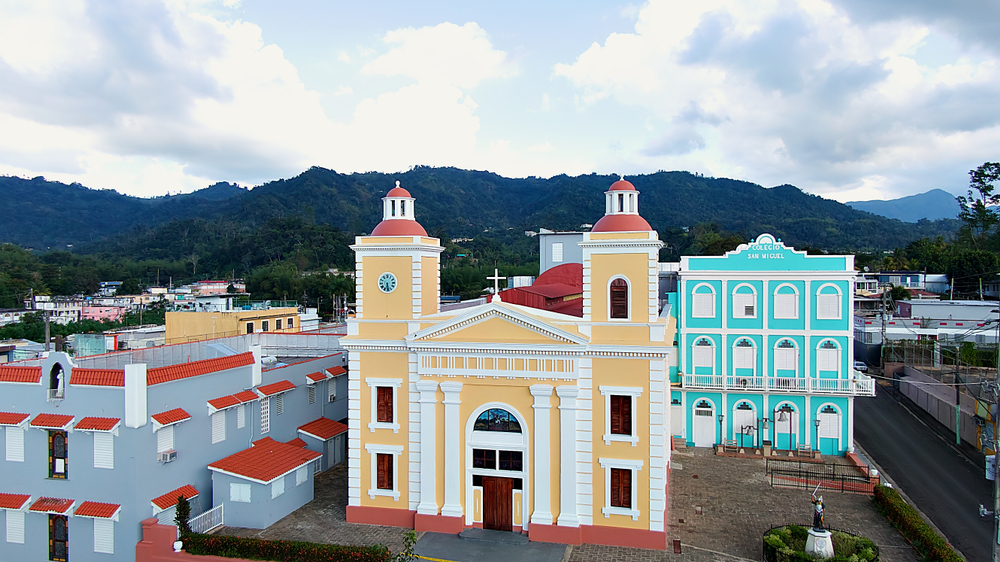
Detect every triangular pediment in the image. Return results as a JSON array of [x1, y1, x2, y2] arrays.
[[408, 302, 588, 345]]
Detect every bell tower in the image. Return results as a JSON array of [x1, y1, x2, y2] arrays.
[[581, 177, 664, 340], [350, 182, 443, 336]]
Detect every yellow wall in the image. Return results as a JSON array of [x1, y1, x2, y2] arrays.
[[589, 253, 651, 325], [164, 307, 300, 344], [434, 317, 561, 344], [362, 256, 413, 320], [421, 256, 439, 317], [357, 321, 410, 340], [358, 351, 410, 509], [589, 232, 652, 240]]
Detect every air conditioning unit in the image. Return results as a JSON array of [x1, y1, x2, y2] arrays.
[[157, 450, 177, 463]]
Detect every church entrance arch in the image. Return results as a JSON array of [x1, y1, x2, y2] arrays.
[[466, 404, 529, 532]]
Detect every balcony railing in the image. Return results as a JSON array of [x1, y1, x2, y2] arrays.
[[683, 372, 875, 396]]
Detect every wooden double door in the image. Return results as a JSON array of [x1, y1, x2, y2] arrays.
[[482, 476, 513, 532]]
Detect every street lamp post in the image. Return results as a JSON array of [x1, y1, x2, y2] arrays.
[[717, 414, 725, 447], [814, 418, 821, 454]]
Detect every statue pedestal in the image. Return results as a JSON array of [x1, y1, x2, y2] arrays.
[[805, 528, 834, 559]]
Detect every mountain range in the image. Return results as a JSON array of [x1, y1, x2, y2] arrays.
[[846, 188, 961, 222], [0, 167, 958, 253]]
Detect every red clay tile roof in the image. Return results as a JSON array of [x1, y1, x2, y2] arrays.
[[257, 380, 295, 396], [147, 352, 255, 385], [209, 440, 320, 484], [151, 485, 199, 510], [30, 414, 74, 429], [30, 497, 74, 514], [286, 438, 308, 448], [151, 408, 191, 426], [74, 501, 120, 518], [297, 417, 348, 441], [233, 390, 258, 403], [0, 493, 30, 510], [75, 417, 120, 431], [252, 437, 279, 447], [0, 412, 29, 426], [327, 366, 347, 376], [306, 371, 328, 383], [0, 365, 41, 383], [69, 368, 125, 387], [208, 395, 241, 410]]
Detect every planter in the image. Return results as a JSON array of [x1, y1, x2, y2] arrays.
[[762, 524, 878, 562]]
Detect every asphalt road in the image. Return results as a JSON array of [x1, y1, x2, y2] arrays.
[[855, 385, 993, 562]]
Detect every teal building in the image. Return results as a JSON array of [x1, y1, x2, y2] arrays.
[[671, 234, 874, 455]]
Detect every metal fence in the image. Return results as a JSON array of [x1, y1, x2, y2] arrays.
[[189, 504, 224, 534], [765, 458, 879, 495]]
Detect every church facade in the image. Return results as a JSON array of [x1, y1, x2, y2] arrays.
[[341, 180, 674, 548]]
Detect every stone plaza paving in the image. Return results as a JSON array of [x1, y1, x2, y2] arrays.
[[219, 447, 922, 561]]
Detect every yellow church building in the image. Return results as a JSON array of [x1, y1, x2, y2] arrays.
[[341, 179, 674, 549]]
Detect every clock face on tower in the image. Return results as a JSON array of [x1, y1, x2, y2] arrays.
[[377, 272, 397, 293]]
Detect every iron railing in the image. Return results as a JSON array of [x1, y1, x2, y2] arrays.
[[189, 504, 224, 534], [765, 458, 879, 495]]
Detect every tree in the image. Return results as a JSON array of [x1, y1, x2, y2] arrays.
[[116, 278, 141, 296], [174, 495, 192, 537], [888, 285, 911, 302], [956, 162, 1000, 247]]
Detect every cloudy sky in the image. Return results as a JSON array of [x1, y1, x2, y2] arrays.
[[1, 0, 998, 202]]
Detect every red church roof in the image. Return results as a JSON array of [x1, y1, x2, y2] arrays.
[[371, 219, 428, 236], [387, 186, 412, 197], [591, 213, 653, 233], [497, 263, 584, 317], [609, 178, 637, 191]]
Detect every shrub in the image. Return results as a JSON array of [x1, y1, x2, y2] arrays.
[[182, 534, 391, 562], [872, 485, 962, 562], [174, 496, 191, 537], [763, 525, 878, 562]]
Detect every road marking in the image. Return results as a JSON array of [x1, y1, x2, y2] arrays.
[[417, 555, 459, 562]]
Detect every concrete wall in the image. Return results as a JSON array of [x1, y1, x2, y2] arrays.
[[893, 364, 980, 447], [211, 468, 314, 529]]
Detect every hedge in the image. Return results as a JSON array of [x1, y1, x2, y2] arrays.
[[763, 525, 878, 562], [182, 534, 392, 562], [872, 485, 963, 562]]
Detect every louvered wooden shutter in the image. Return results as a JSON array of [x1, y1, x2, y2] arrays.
[[377, 387, 393, 423], [94, 518, 114, 554], [6, 509, 24, 544], [93, 432, 114, 469], [610, 279, 628, 319], [6, 426, 23, 462], [211, 411, 225, 444], [611, 468, 631, 508], [610, 396, 631, 435], [157, 425, 174, 453], [610, 395, 621, 434], [377, 453, 393, 490]]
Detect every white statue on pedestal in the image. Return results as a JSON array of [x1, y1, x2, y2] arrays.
[[805, 486, 834, 559]]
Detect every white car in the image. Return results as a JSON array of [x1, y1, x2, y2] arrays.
[[853, 361, 868, 372]]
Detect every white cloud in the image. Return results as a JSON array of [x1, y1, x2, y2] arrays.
[[362, 22, 517, 88]]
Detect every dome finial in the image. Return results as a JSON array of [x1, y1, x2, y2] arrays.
[[395, 180, 400, 188], [620, 174, 624, 181]]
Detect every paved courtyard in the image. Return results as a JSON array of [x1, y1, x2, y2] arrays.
[[219, 447, 921, 561]]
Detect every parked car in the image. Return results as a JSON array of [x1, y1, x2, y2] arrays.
[[853, 360, 868, 372]]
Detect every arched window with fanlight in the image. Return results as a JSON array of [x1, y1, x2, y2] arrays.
[[732, 338, 756, 376], [692, 337, 715, 375], [610, 277, 629, 319], [816, 340, 840, 377], [774, 339, 798, 377]]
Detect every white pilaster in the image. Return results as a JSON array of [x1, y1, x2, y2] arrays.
[[847, 397, 855, 453], [440, 381, 463, 518], [530, 384, 553, 525], [347, 352, 362, 506], [556, 385, 580, 527], [416, 380, 439, 515], [805, 394, 812, 450], [649, 359, 667, 532]]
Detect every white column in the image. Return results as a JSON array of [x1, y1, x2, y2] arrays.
[[556, 385, 580, 527], [847, 397, 855, 453], [416, 380, 439, 516], [530, 384, 553, 525], [440, 381, 463, 518]]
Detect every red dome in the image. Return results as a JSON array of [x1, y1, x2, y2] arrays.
[[386, 186, 412, 197], [591, 213, 652, 233], [609, 179, 636, 191], [370, 219, 428, 236]]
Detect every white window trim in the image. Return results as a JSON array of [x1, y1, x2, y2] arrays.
[[691, 283, 716, 318], [773, 284, 799, 319], [817, 405, 842, 440], [599, 457, 642, 521], [816, 283, 843, 320], [607, 275, 632, 322], [366, 378, 402, 433], [5, 508, 25, 544], [365, 444, 403, 500], [5, 425, 25, 462], [599, 386, 642, 446], [731, 283, 757, 319], [230, 482, 251, 503]]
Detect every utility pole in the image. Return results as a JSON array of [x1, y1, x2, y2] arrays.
[[880, 283, 889, 374], [994, 307, 1000, 562], [44, 310, 50, 352]]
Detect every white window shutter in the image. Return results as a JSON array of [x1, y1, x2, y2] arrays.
[[94, 518, 114, 554], [93, 432, 114, 469], [692, 346, 713, 368], [775, 348, 796, 371], [156, 506, 175, 526], [328, 381, 336, 403], [693, 293, 714, 317], [296, 466, 307, 486], [733, 293, 754, 318], [237, 404, 245, 429], [733, 347, 754, 369], [157, 426, 174, 453], [818, 348, 839, 371], [819, 413, 840, 438], [276, 394, 283, 415], [230, 483, 251, 503], [552, 243, 563, 263], [272, 477, 284, 499], [774, 293, 796, 319], [818, 294, 840, 319], [261, 397, 270, 434], [211, 412, 226, 444], [6, 509, 24, 544], [5, 427, 24, 462]]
